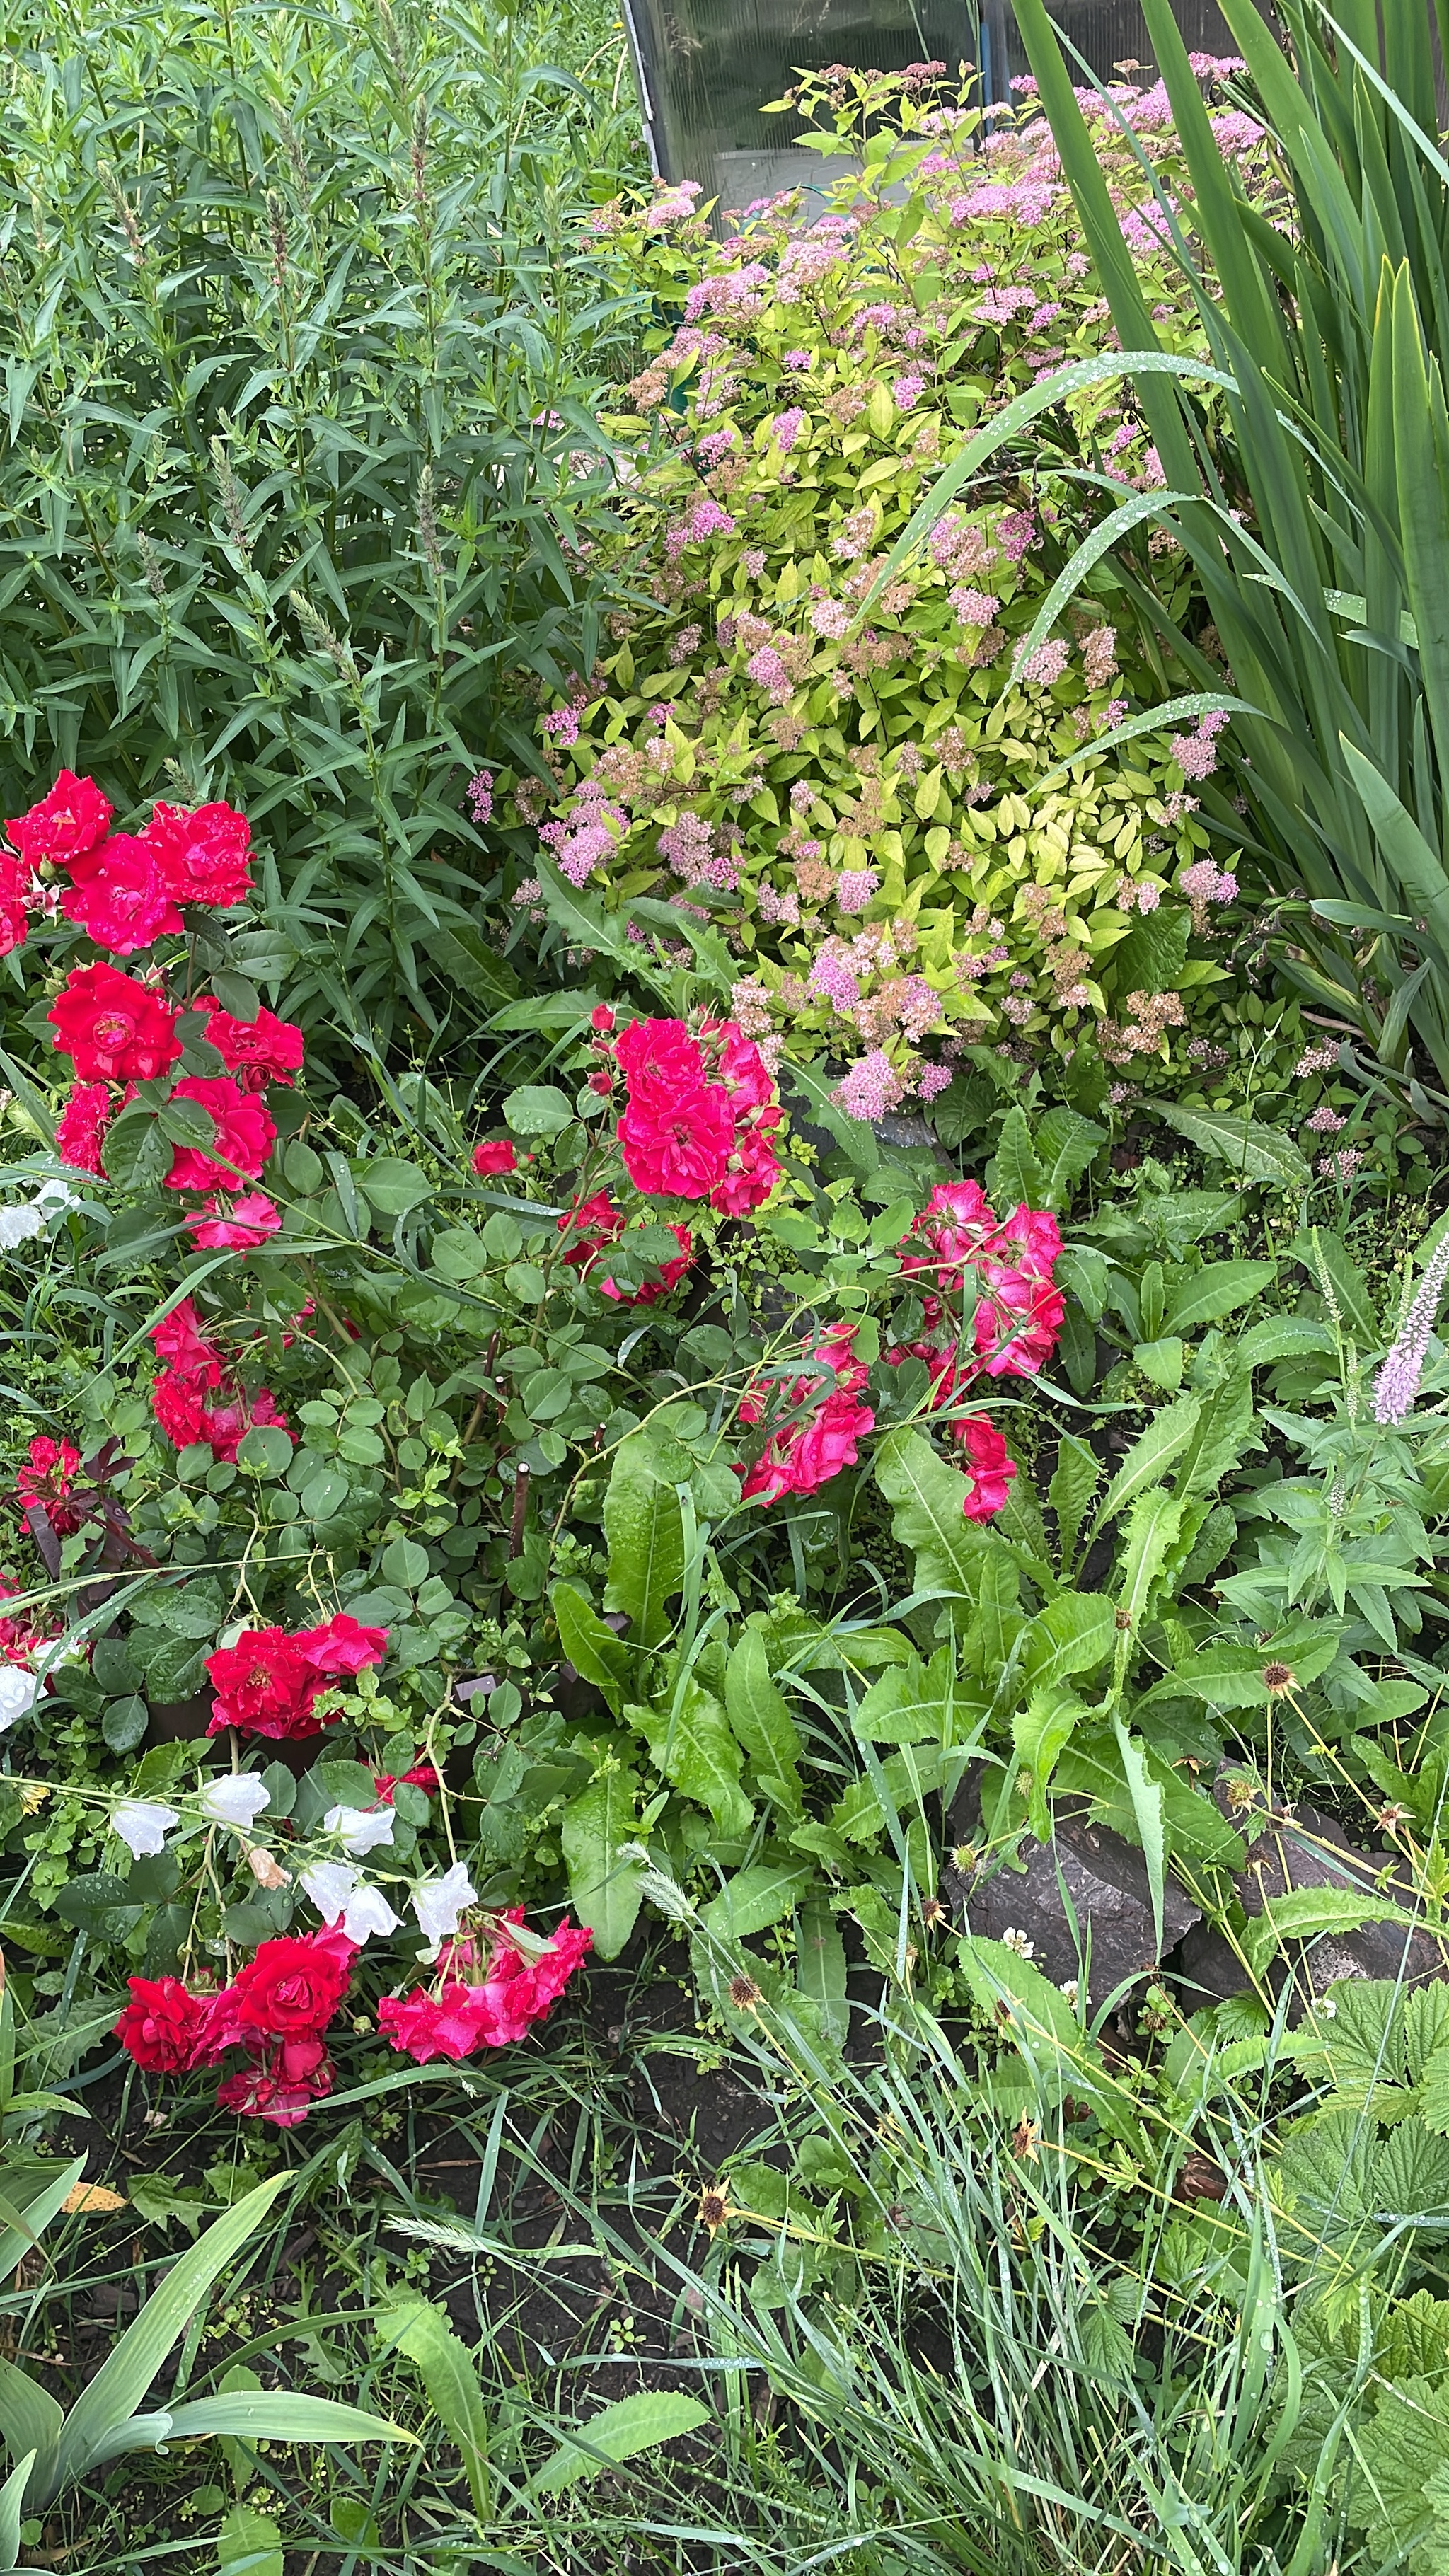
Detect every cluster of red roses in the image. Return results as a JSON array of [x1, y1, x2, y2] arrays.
[[889, 1180, 1066, 1518], [4, 769, 302, 1252], [737, 1319, 876, 1506], [205, 1612, 389, 1740], [149, 1295, 289, 1465], [612, 1013, 782, 1213], [376, 1912, 594, 2063], [115, 1924, 355, 2125], [115, 1909, 594, 2120]]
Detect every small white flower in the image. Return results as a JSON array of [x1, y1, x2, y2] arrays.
[[1001, 1927, 1036, 1960], [301, 1859, 358, 1924], [112, 1800, 179, 1859], [0, 1666, 37, 1730], [1058, 1978, 1080, 2008], [323, 1801, 396, 1858], [341, 1884, 403, 1945], [412, 1861, 477, 1951], [199, 1774, 272, 1828], [0, 1183, 71, 1252], [1319, 1995, 1337, 2020]]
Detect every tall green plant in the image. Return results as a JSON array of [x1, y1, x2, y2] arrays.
[[0, 0, 640, 1048], [877, 0, 1449, 1104]]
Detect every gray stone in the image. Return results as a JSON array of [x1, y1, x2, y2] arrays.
[[1170, 1792, 1441, 2011], [961, 1806, 1201, 2011]]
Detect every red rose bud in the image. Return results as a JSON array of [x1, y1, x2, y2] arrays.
[[590, 1004, 616, 1032]]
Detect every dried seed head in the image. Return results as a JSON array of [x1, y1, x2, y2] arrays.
[[727, 1973, 762, 2012], [696, 2187, 731, 2234], [1262, 1661, 1295, 1697]]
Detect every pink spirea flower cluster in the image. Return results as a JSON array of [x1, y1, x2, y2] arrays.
[[614, 1016, 782, 1215]]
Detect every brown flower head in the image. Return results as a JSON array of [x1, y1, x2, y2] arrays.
[[1262, 1661, 1296, 1697], [697, 2187, 732, 2235], [727, 1973, 763, 2013]]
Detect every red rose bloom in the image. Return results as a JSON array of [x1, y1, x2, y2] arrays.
[[47, 961, 182, 1084], [146, 800, 253, 908], [471, 1138, 518, 1177], [216, 2035, 335, 2127], [618, 1077, 734, 1199], [115, 1975, 212, 2073], [60, 833, 183, 954], [150, 1298, 226, 1390], [379, 1913, 593, 2064], [0, 854, 33, 957], [197, 1001, 304, 1091], [708, 1110, 783, 1217], [613, 1017, 706, 1092], [373, 1762, 440, 1803], [55, 1080, 114, 1177], [151, 1369, 209, 1449], [206, 1614, 386, 1736], [295, 1612, 391, 1678], [6, 771, 112, 869], [229, 1930, 354, 2042], [557, 1190, 623, 1272], [16, 1436, 84, 1536], [740, 1387, 874, 1506], [957, 1415, 1017, 1520], [702, 1017, 775, 1111], [162, 1077, 275, 1192], [185, 1191, 282, 1251]]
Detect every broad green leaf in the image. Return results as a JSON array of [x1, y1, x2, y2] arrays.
[[560, 1767, 642, 1962], [603, 1432, 685, 1648], [376, 2297, 487, 2513], [1048, 1433, 1099, 1573], [1241, 1890, 1419, 1981], [1013, 1688, 1088, 1840], [217, 2505, 283, 2576], [795, 1900, 848, 2045], [1034, 1107, 1107, 1210], [502, 1084, 572, 1138], [1114, 1721, 1167, 1958], [1114, 1490, 1183, 1639], [874, 1427, 988, 1602], [551, 1582, 633, 1711], [163, 2393, 408, 2447], [1234, 1315, 1336, 1370], [700, 1862, 812, 1941], [850, 1657, 947, 1743], [0, 2450, 34, 2575], [0, 2356, 60, 2485], [724, 1629, 803, 1810], [354, 1157, 433, 1218], [1134, 1336, 1184, 1391], [0, 2156, 86, 2279], [642, 1681, 752, 1838], [47, 2174, 290, 2509], [1092, 1396, 1200, 1532], [1162, 1260, 1277, 1335], [1147, 1102, 1311, 1189], [529, 2392, 708, 2496], [985, 1104, 1045, 1211], [1016, 1594, 1115, 1697]]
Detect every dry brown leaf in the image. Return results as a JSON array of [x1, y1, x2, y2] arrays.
[[61, 2183, 126, 2214]]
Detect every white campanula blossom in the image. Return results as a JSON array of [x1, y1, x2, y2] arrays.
[[301, 1859, 399, 1946], [323, 1801, 396, 1858], [0, 1667, 37, 1729], [340, 1885, 402, 1944], [411, 1861, 476, 1952], [199, 1774, 271, 1828], [0, 1180, 72, 1252], [112, 1800, 179, 1859]]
